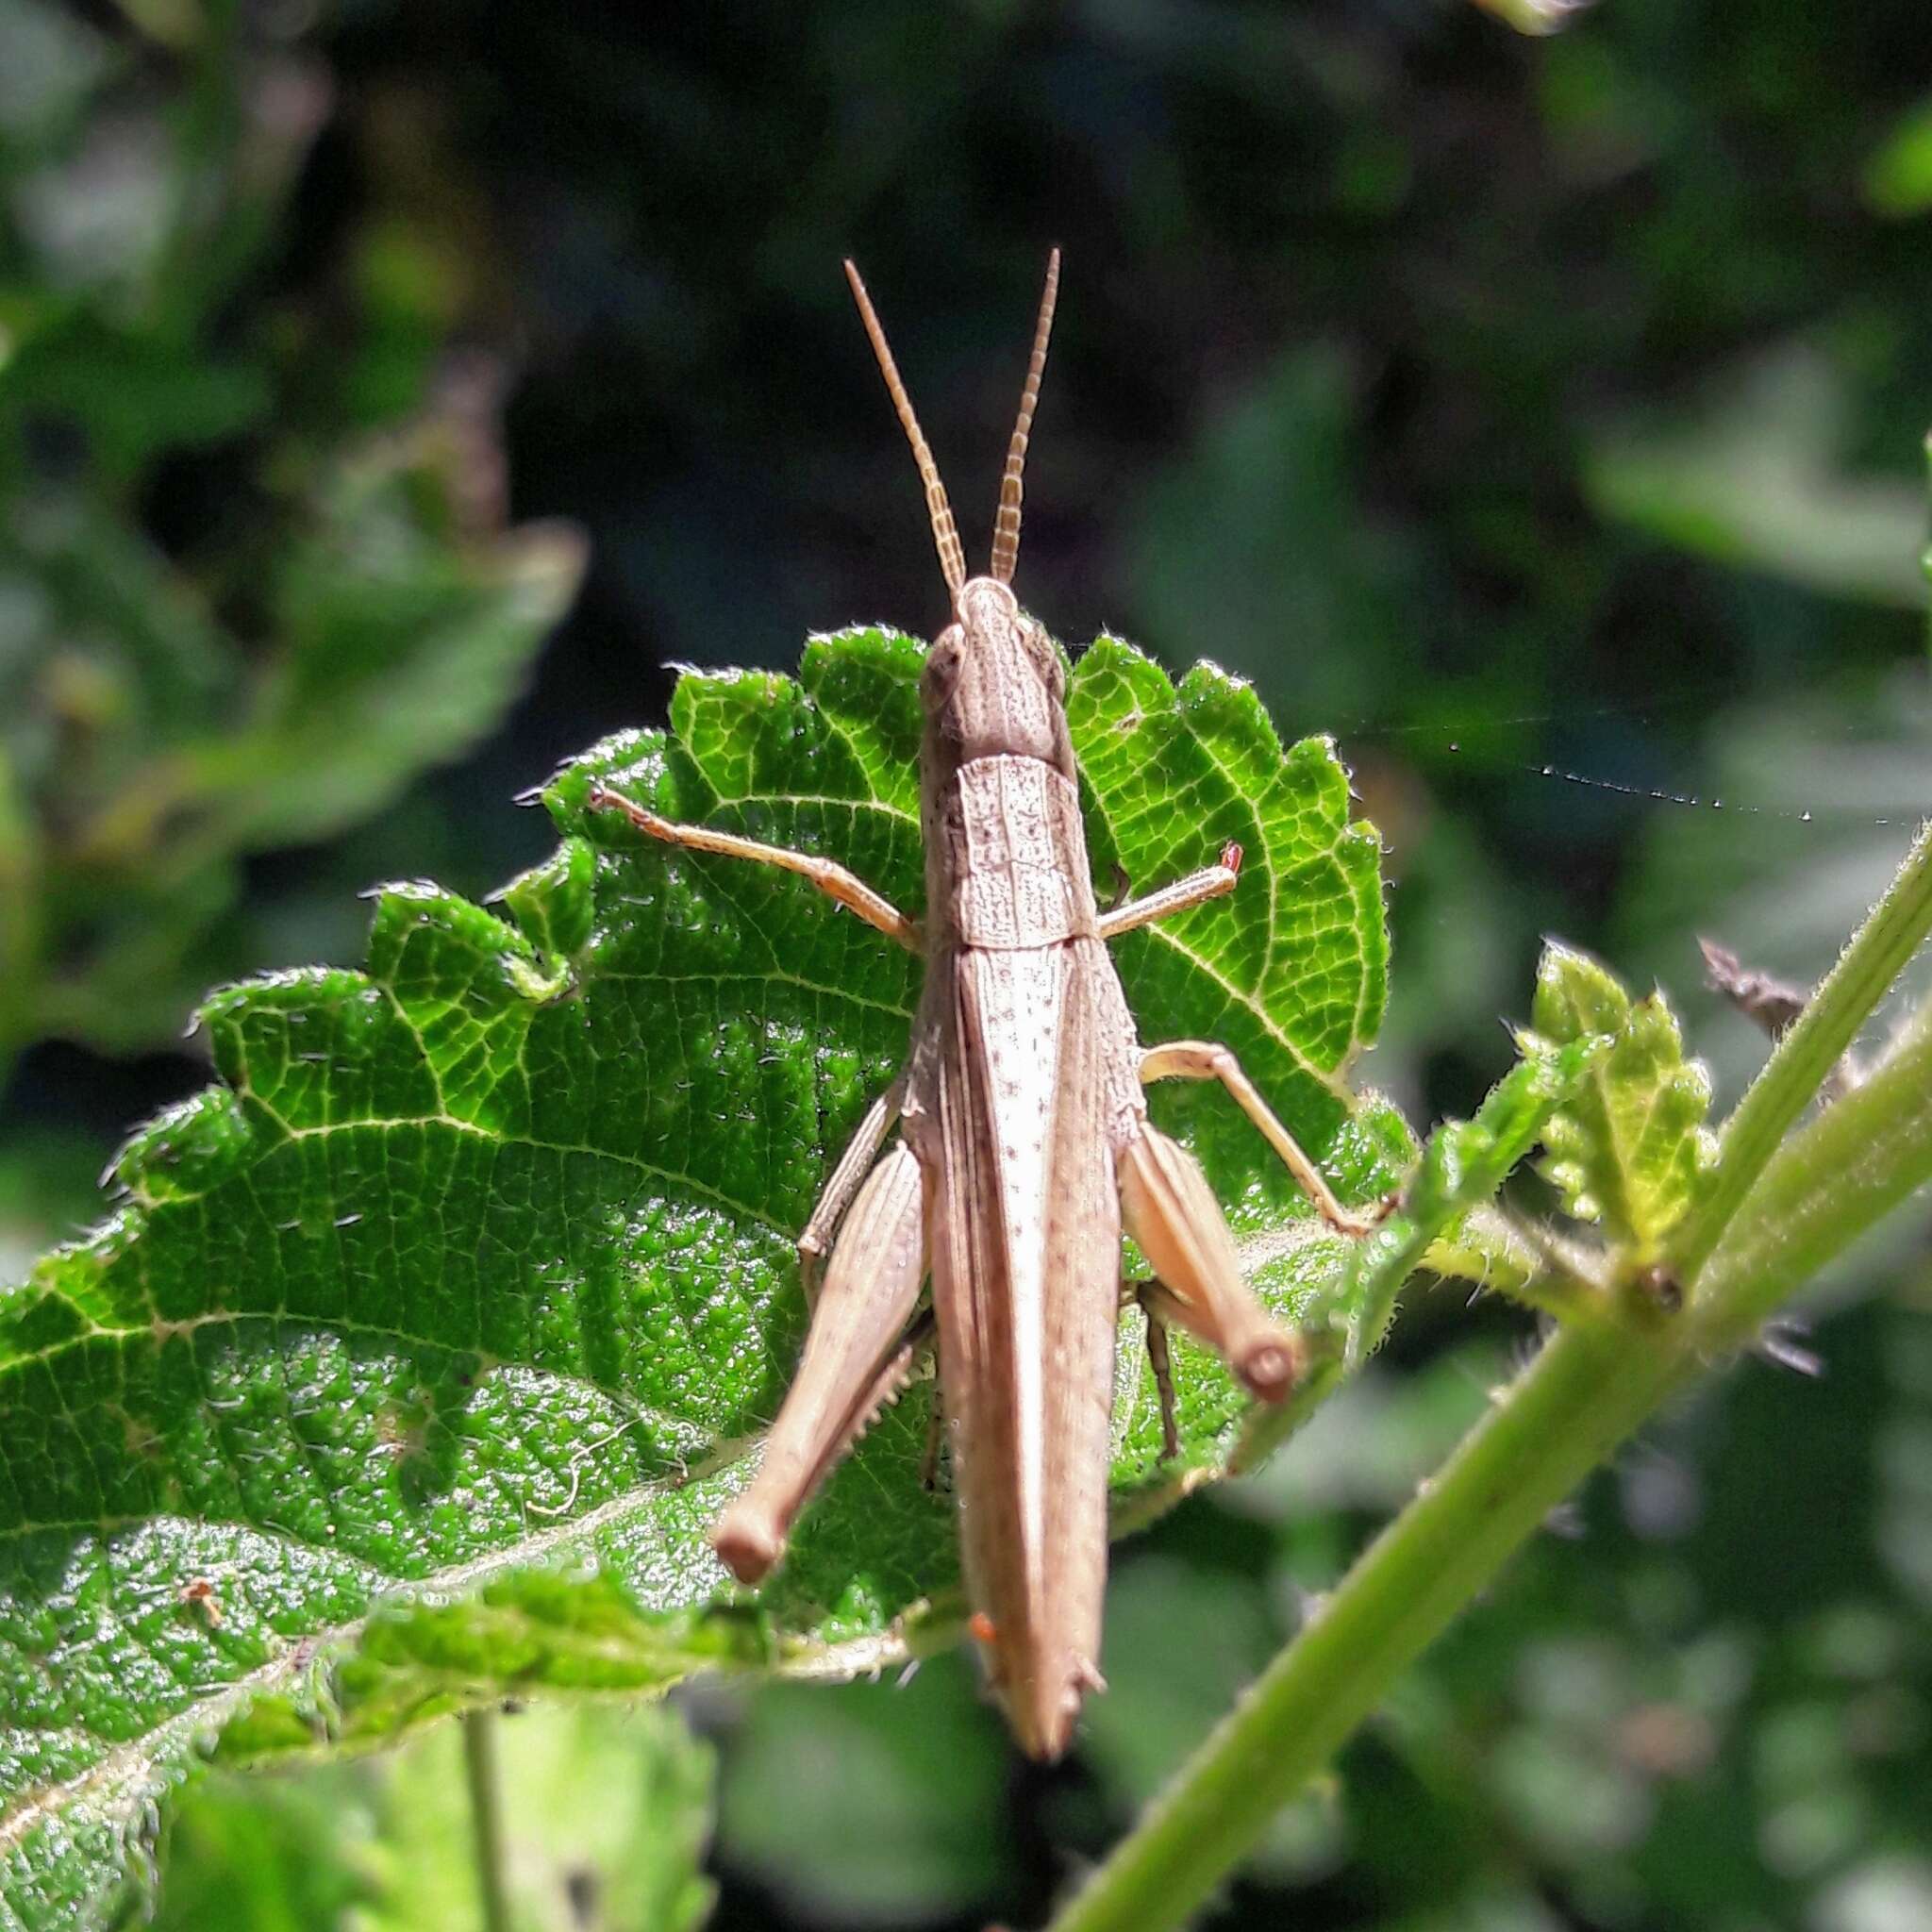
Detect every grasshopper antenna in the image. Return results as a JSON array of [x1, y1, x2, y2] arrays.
[[989, 247, 1060, 586], [844, 258, 966, 598]]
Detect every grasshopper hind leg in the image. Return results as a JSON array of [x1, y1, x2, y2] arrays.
[[712, 1141, 928, 1583], [1117, 1124, 1304, 1406]]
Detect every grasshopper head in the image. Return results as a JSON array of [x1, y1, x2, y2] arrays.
[[923, 576, 1073, 772]]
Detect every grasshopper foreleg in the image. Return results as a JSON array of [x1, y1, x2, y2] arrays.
[[1140, 1041, 1387, 1238], [712, 1141, 928, 1584], [588, 787, 923, 952]]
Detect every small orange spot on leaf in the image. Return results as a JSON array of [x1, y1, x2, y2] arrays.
[[179, 1578, 223, 1627]]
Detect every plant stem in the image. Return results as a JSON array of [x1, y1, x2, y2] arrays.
[[463, 1708, 511, 1932], [1692, 1015, 1932, 1343], [1049, 988, 1932, 1932], [1048, 1323, 1686, 1932], [1672, 817, 1932, 1283]]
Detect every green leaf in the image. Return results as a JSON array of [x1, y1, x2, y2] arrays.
[[1341, 1034, 1606, 1364], [1519, 941, 1716, 1263], [0, 629, 1408, 1927], [0, 319, 271, 487], [0, 16, 576, 1072], [1231, 1036, 1600, 1479], [492, 840, 597, 966], [1122, 348, 1417, 721], [1, 428, 586, 1061], [717, 1652, 1008, 1925], [0, 500, 241, 779]]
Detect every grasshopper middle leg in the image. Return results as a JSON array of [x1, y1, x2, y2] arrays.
[[1135, 1282, 1183, 1460], [1117, 1274, 1183, 1459], [795, 1075, 906, 1303], [1140, 1040, 1385, 1238]]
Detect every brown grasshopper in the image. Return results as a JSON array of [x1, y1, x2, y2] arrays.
[[590, 253, 1380, 1758]]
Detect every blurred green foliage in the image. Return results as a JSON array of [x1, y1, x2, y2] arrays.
[[3, 0, 1930, 1928], [138, 1703, 715, 1932], [0, 0, 583, 1074]]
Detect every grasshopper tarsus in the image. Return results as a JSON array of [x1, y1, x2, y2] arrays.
[[1324, 1190, 1402, 1241], [584, 785, 668, 839]]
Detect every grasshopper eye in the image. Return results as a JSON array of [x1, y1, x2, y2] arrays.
[[923, 629, 964, 705], [1024, 627, 1065, 703]]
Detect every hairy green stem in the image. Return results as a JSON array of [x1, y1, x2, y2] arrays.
[[1050, 976, 1932, 1932], [1692, 1017, 1932, 1343], [1672, 818, 1932, 1282], [463, 1709, 511, 1932]]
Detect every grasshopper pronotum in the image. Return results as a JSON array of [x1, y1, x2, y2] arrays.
[[591, 254, 1381, 1758]]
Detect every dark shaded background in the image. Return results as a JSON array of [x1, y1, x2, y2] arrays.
[[4, 1, 1931, 1926]]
